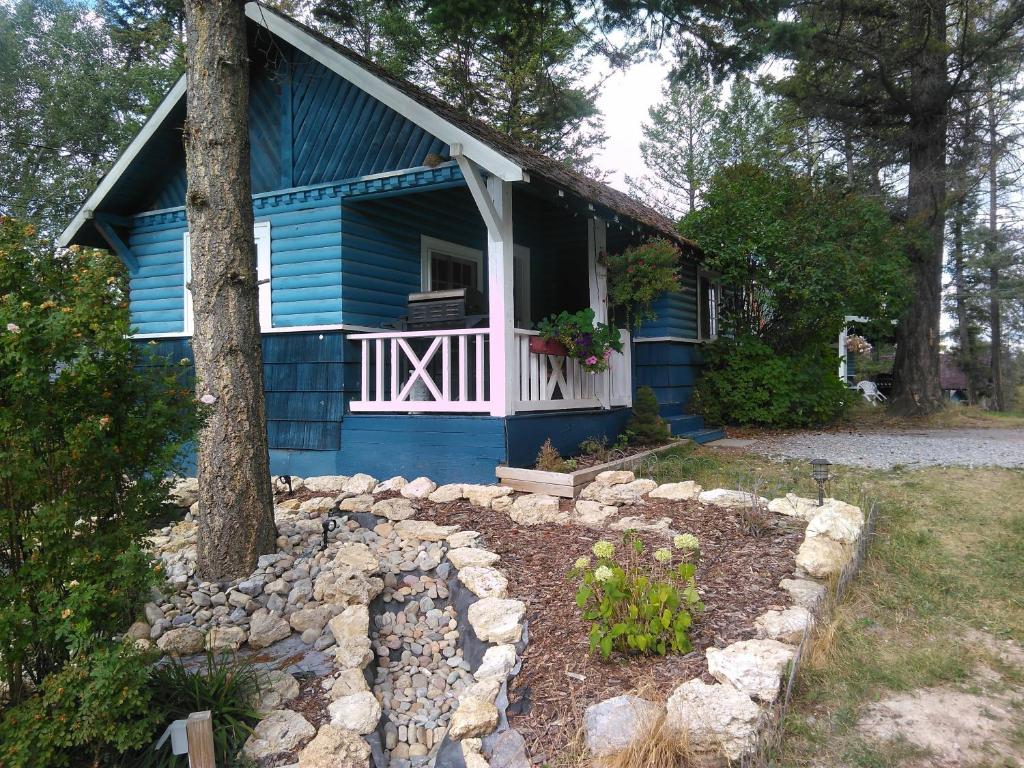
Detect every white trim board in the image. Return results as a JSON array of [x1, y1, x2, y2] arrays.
[[420, 235, 485, 292], [132, 323, 378, 340]]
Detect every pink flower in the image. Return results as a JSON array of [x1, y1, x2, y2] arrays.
[[6, 323, 20, 333], [199, 393, 217, 405], [585, 355, 598, 366], [604, 349, 612, 360]]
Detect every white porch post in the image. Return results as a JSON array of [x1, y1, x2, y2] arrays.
[[587, 217, 608, 322], [486, 176, 515, 416]]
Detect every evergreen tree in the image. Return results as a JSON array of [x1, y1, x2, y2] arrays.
[[627, 385, 670, 444]]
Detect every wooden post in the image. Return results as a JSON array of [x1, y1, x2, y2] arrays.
[[186, 710, 216, 768], [486, 176, 515, 417], [588, 217, 612, 408]]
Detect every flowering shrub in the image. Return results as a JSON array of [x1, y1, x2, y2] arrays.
[[536, 307, 623, 373], [571, 533, 703, 658], [607, 238, 681, 329], [0, 219, 201, 761]]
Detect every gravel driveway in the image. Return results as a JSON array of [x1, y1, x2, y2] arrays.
[[748, 428, 1024, 469]]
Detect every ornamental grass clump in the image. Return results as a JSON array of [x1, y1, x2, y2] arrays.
[[571, 533, 703, 658]]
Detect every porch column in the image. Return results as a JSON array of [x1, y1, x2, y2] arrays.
[[486, 176, 515, 416], [587, 217, 608, 322]]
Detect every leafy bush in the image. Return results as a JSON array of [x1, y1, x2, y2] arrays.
[[0, 642, 159, 768], [0, 219, 200, 760], [571, 533, 703, 658], [692, 335, 850, 427], [607, 238, 681, 330], [627, 385, 670, 444]]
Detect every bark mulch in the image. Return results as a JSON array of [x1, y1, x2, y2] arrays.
[[418, 497, 805, 762]]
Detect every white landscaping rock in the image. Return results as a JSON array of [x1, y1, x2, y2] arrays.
[[297, 724, 370, 768], [649, 481, 703, 501], [574, 499, 618, 527], [449, 693, 499, 740], [698, 488, 768, 509], [447, 547, 501, 569], [806, 507, 863, 544], [458, 566, 509, 599], [328, 691, 381, 735], [373, 476, 407, 494], [329, 605, 372, 670], [767, 493, 821, 521], [780, 578, 827, 611], [706, 639, 797, 702], [248, 611, 292, 650], [463, 485, 513, 508], [243, 709, 315, 761], [428, 484, 465, 503], [255, 670, 300, 712], [156, 626, 205, 655], [664, 679, 763, 761], [583, 695, 662, 757], [595, 470, 635, 485], [304, 476, 349, 494], [334, 543, 380, 575], [755, 607, 813, 644], [508, 493, 566, 525], [206, 626, 246, 652], [401, 476, 437, 499], [580, 478, 657, 505], [370, 498, 416, 521], [447, 530, 482, 548], [300, 496, 338, 514], [474, 644, 517, 681], [329, 668, 370, 699], [795, 536, 853, 579], [468, 597, 525, 644], [342, 473, 378, 495], [394, 519, 459, 542]]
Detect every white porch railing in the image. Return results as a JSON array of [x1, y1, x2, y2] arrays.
[[513, 328, 632, 412], [349, 328, 490, 412]]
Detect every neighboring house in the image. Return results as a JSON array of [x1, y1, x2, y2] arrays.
[[60, 3, 722, 483]]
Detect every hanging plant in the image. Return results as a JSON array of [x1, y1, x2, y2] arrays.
[[536, 308, 623, 374], [607, 238, 682, 330]]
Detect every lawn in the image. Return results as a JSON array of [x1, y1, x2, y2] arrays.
[[651, 442, 1024, 767]]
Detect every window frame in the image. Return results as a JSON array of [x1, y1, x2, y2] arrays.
[[697, 269, 721, 341], [419, 235, 484, 293], [184, 221, 272, 335]]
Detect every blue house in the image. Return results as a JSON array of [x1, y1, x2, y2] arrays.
[[59, 4, 722, 484]]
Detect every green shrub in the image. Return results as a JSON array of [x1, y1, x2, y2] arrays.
[[692, 335, 849, 427], [607, 238, 681, 330], [571, 533, 703, 657], [0, 642, 160, 768], [627, 385, 670, 444], [0, 218, 200, 761]]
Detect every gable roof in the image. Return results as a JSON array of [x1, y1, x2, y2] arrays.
[[61, 2, 692, 251]]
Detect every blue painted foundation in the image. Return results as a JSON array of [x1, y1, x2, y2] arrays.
[[505, 408, 631, 469]]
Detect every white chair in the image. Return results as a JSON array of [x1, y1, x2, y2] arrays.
[[856, 380, 886, 405]]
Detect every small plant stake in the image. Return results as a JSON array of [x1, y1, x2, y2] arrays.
[[186, 710, 216, 768]]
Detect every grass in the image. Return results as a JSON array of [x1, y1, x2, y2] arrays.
[[652, 443, 1024, 767], [837, 398, 1024, 431]]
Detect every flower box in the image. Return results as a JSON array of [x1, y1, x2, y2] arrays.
[[528, 337, 567, 356]]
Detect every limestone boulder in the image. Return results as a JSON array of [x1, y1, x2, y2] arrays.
[[447, 547, 500, 569], [289, 604, 336, 634], [373, 476, 407, 493], [467, 597, 525, 644], [649, 481, 703, 501], [698, 488, 768, 509], [329, 605, 372, 669], [449, 694, 499, 740], [574, 500, 618, 527], [428, 483, 465, 503], [254, 670, 300, 712], [754, 607, 813, 645], [156, 626, 205, 656], [663, 679, 762, 761], [297, 725, 370, 768], [304, 476, 349, 494], [342, 473, 377, 495], [767, 493, 820, 521], [491, 494, 514, 513], [400, 476, 437, 499], [594, 470, 635, 485], [463, 484, 513, 508], [394, 519, 459, 542], [508, 493, 566, 525], [205, 626, 246, 652], [583, 695, 662, 757], [779, 578, 827, 611], [580, 478, 656, 505], [334, 543, 379, 576], [474, 644, 517, 681], [299, 496, 337, 514], [806, 506, 864, 544], [242, 709, 315, 761], [795, 536, 852, 579], [168, 477, 199, 507], [328, 691, 381, 735], [706, 639, 797, 702], [248, 611, 292, 650], [329, 668, 369, 698], [447, 530, 482, 548], [338, 495, 374, 513], [370, 497, 416, 521], [458, 566, 508, 599]]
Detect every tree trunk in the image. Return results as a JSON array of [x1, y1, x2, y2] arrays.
[[183, 0, 277, 580], [987, 90, 1004, 411], [950, 204, 977, 404], [890, 1, 946, 416]]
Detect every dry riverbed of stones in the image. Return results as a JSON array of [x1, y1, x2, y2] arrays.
[[140, 472, 866, 767]]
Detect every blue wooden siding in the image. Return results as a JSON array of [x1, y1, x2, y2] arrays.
[[637, 260, 700, 339], [266, 203, 343, 327], [633, 340, 704, 415], [127, 217, 188, 334], [340, 188, 485, 327], [506, 408, 630, 468], [338, 415, 506, 484]]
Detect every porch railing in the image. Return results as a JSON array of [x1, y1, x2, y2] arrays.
[[513, 328, 632, 412], [349, 328, 490, 412]]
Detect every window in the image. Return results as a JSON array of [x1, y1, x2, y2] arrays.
[[183, 221, 272, 335], [420, 235, 483, 293], [698, 271, 720, 341]]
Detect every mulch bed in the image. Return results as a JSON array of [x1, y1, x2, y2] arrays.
[[565, 441, 674, 471], [417, 497, 805, 761]]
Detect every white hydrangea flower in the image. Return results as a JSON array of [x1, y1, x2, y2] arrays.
[[674, 533, 699, 550], [654, 547, 672, 563], [592, 540, 614, 559], [593, 565, 613, 583]]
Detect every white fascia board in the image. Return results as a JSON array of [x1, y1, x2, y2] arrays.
[[245, 3, 523, 182], [58, 76, 187, 248]]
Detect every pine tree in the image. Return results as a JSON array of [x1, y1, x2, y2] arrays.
[[627, 386, 670, 445]]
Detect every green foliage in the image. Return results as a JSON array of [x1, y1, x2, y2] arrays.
[[626, 385, 670, 444], [535, 438, 576, 473], [607, 238, 681, 330], [572, 533, 703, 658], [139, 653, 262, 768], [0, 642, 160, 768], [0, 218, 200, 705], [536, 307, 623, 373], [692, 335, 850, 427]]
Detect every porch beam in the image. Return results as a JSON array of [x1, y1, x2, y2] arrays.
[[485, 176, 516, 416], [94, 216, 139, 274], [451, 145, 502, 235]]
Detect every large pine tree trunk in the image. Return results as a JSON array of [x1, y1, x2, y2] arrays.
[[987, 91, 1004, 411], [890, 1, 946, 416], [183, 0, 277, 580], [950, 206, 977, 404]]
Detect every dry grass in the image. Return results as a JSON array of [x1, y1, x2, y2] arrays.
[[837, 400, 1024, 430]]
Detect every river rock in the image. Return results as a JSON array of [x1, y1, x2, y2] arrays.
[[328, 691, 381, 735], [706, 639, 797, 702], [127, 620, 151, 641], [795, 536, 852, 578], [156, 626, 204, 656], [447, 547, 500, 569], [754, 607, 812, 644], [583, 695, 662, 757], [248, 610, 292, 649], [458, 566, 508, 599], [401, 476, 437, 499], [243, 709, 315, 761], [297, 725, 370, 768], [649, 481, 703, 501], [467, 598, 525, 644], [663, 679, 762, 761]]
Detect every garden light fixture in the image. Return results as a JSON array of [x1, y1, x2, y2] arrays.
[[321, 499, 344, 551], [810, 459, 832, 506]]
